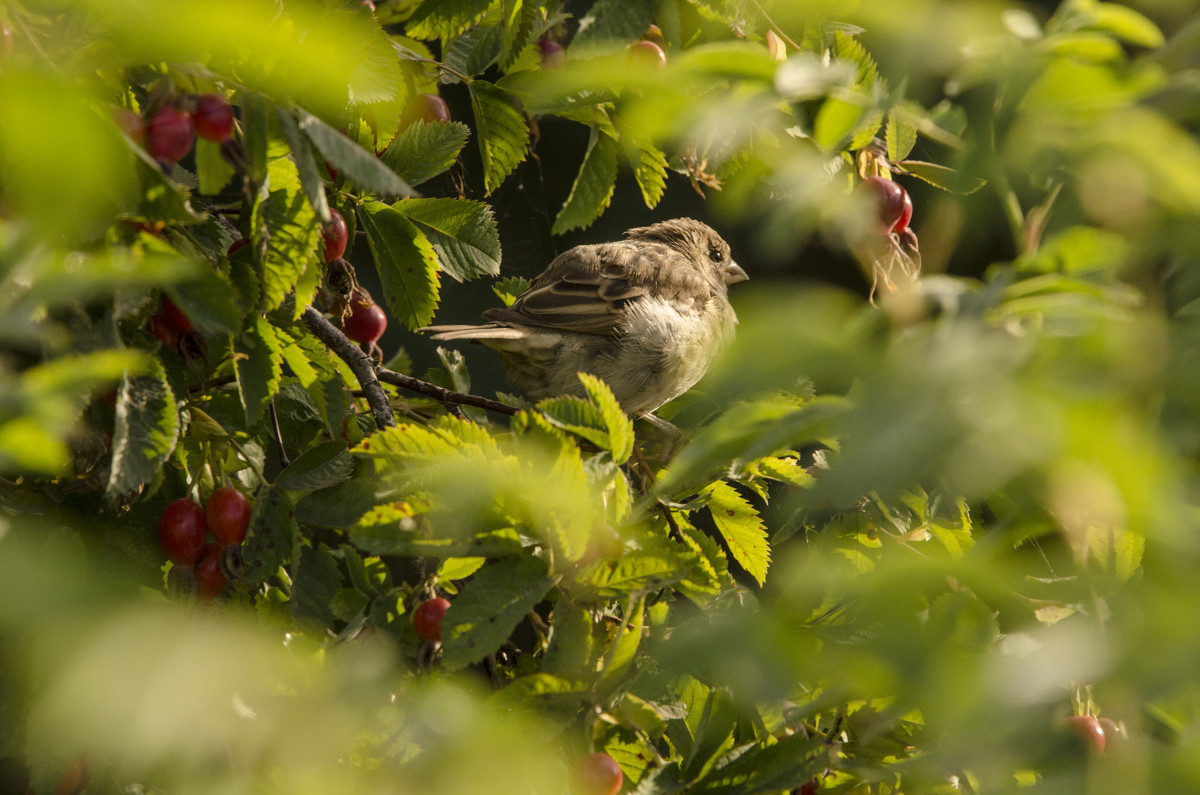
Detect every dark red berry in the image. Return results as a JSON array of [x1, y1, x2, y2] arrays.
[[158, 498, 208, 566], [228, 238, 250, 254], [112, 107, 145, 144], [628, 40, 667, 69], [192, 93, 234, 143], [859, 176, 908, 234], [798, 777, 820, 794], [343, 296, 388, 345], [160, 294, 193, 334], [145, 106, 195, 164], [400, 93, 451, 130], [322, 209, 348, 262], [569, 752, 623, 795], [205, 486, 252, 545], [539, 39, 566, 69], [413, 597, 451, 641], [893, 187, 913, 234], [193, 542, 229, 602], [1068, 714, 1106, 754]]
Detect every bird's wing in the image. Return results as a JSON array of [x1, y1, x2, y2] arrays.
[[481, 241, 670, 334]]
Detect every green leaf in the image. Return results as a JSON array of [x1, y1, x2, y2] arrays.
[[348, 23, 406, 105], [1089, 3, 1164, 48], [541, 602, 596, 680], [690, 730, 822, 794], [241, 485, 298, 583], [234, 314, 284, 426], [394, 197, 502, 281], [241, 92, 271, 185], [296, 107, 414, 199], [105, 361, 179, 499], [630, 137, 668, 209], [406, 0, 492, 39], [275, 441, 355, 492], [599, 595, 645, 689], [440, 555, 558, 671], [253, 156, 321, 313], [278, 108, 332, 225], [164, 270, 242, 336], [573, 0, 654, 46], [444, 24, 503, 81], [195, 137, 235, 196], [359, 201, 442, 329], [380, 121, 470, 186], [292, 544, 343, 627], [579, 372, 634, 463], [886, 106, 919, 163], [574, 540, 693, 600], [834, 30, 879, 88], [897, 159, 987, 194], [813, 95, 869, 151], [470, 80, 530, 195], [493, 276, 531, 306], [701, 481, 770, 587], [552, 124, 619, 234]]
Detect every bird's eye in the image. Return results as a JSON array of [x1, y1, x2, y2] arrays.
[[708, 246, 724, 263]]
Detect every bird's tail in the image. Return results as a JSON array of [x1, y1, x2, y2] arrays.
[[419, 324, 529, 342]]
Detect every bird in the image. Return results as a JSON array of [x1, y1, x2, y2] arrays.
[[422, 218, 748, 416]]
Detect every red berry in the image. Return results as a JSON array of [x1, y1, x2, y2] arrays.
[[193, 542, 229, 601], [343, 296, 388, 345], [148, 313, 179, 349], [228, 238, 250, 254], [112, 107, 145, 144], [539, 39, 566, 69], [192, 93, 234, 143], [158, 498, 208, 565], [145, 106, 195, 164], [205, 486, 252, 545], [1068, 714, 1106, 754], [322, 209, 348, 262], [569, 752, 623, 795], [628, 40, 667, 69], [798, 777, 819, 794], [413, 597, 450, 641], [160, 294, 193, 334], [893, 187, 913, 234], [859, 176, 908, 234], [400, 93, 451, 130]]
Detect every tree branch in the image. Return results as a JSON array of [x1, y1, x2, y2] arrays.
[[376, 368, 520, 417], [301, 305, 397, 431]]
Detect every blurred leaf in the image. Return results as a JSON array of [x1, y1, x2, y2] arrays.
[[394, 198, 501, 281], [278, 108, 332, 225], [573, 0, 653, 46], [292, 544, 343, 626], [441, 555, 557, 671], [359, 200, 442, 329], [628, 135, 668, 209], [380, 121, 471, 186], [701, 481, 770, 586], [195, 137, 236, 196], [814, 95, 869, 151], [552, 124, 619, 234], [886, 106, 919, 162], [470, 80, 530, 194], [106, 361, 179, 499], [897, 159, 987, 194], [835, 30, 880, 89], [297, 107, 414, 199], [1087, 3, 1164, 48], [165, 270, 242, 336]]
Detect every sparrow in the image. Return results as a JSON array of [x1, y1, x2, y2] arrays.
[[422, 218, 748, 415]]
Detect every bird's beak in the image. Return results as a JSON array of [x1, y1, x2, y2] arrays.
[[722, 261, 749, 285]]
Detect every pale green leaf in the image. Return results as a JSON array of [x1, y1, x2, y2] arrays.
[[234, 313, 284, 426], [578, 372, 634, 464], [380, 120, 470, 186], [406, 0, 493, 39], [394, 197, 502, 281], [702, 481, 770, 586], [194, 137, 235, 196], [1089, 3, 1164, 48], [277, 108, 332, 225], [296, 107, 414, 198], [253, 156, 321, 313], [886, 107, 919, 163]]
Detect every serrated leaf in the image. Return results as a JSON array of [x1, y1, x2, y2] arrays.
[[296, 107, 414, 199], [674, 518, 730, 603], [106, 362, 179, 499], [444, 24, 503, 82], [702, 481, 770, 586], [394, 197, 501, 281], [380, 121, 470, 186], [537, 396, 613, 450], [897, 159, 987, 194], [599, 595, 645, 689], [886, 109, 918, 163], [241, 485, 298, 583], [359, 200, 442, 329], [348, 24, 405, 105], [834, 30, 879, 88], [689, 729, 822, 794], [470, 80, 530, 195], [552, 125, 619, 234], [441, 555, 557, 671], [165, 270, 242, 336], [406, 0, 492, 39], [275, 441, 355, 492], [253, 156, 321, 313], [195, 137, 235, 196], [234, 314, 284, 426], [574, 0, 654, 45], [292, 544, 343, 627], [630, 137, 668, 209], [579, 373, 634, 463], [278, 108, 332, 225], [493, 276, 531, 306], [575, 542, 693, 600]]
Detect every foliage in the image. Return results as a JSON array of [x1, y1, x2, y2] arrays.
[[3, 0, 1200, 793]]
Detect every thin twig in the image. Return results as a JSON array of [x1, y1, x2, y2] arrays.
[[268, 399, 290, 467], [301, 305, 397, 431], [375, 368, 521, 416]]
